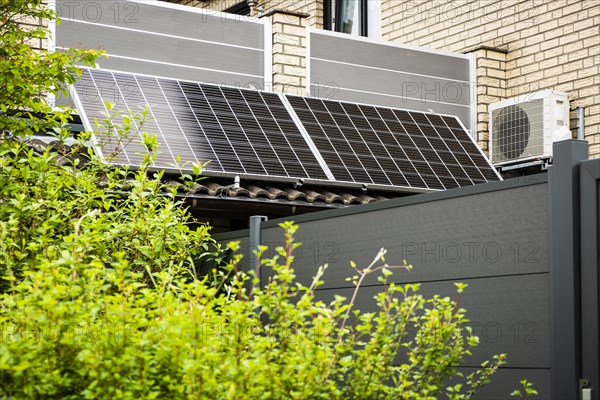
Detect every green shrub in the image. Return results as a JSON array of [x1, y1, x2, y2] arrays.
[[1, 199, 506, 399], [0, 133, 216, 291]]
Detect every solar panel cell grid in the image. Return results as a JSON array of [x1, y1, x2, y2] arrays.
[[84, 70, 147, 166], [75, 68, 329, 181], [285, 94, 499, 190]]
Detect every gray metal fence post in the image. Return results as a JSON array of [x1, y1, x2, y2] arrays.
[[249, 215, 268, 283], [549, 139, 588, 398]]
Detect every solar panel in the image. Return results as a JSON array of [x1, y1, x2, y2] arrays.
[[72, 67, 500, 193], [285, 96, 500, 190], [73, 68, 329, 181]]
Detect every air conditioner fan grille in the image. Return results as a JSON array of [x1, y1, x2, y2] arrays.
[[493, 104, 530, 160]]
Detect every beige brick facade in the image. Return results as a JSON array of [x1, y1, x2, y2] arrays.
[[382, 0, 600, 156]]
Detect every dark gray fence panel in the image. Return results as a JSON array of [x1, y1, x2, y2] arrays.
[[580, 158, 600, 397], [309, 30, 474, 132], [313, 274, 549, 369], [260, 181, 548, 289], [216, 229, 251, 258], [55, 0, 267, 87], [214, 177, 551, 398]]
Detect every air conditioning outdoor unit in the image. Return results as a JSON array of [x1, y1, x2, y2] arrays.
[[489, 91, 570, 166]]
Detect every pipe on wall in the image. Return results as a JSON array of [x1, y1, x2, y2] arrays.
[[577, 107, 585, 141]]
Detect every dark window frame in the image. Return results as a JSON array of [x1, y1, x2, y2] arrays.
[[323, 0, 368, 37]]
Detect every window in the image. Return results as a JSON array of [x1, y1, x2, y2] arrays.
[[324, 0, 380, 38]]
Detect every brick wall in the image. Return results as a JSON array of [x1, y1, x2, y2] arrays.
[[382, 0, 600, 156], [258, 0, 322, 29], [17, 2, 50, 51], [473, 48, 507, 151], [270, 11, 309, 95]]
